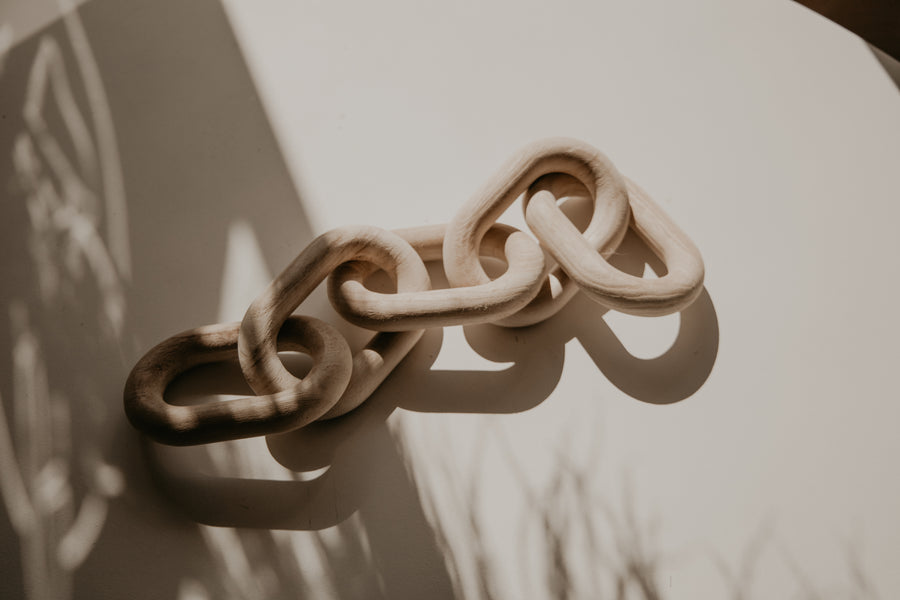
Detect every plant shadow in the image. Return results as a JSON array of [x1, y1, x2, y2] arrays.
[[0, 0, 455, 598]]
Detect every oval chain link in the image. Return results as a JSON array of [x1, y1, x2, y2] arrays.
[[328, 223, 545, 331], [239, 225, 431, 420], [124, 139, 706, 445], [442, 138, 632, 327], [524, 175, 705, 316], [123, 316, 352, 445]]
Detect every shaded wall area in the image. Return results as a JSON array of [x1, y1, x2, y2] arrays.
[[0, 0, 326, 597]]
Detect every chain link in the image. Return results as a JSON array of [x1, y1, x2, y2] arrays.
[[124, 138, 705, 445], [524, 174, 705, 316], [124, 316, 352, 445], [329, 223, 545, 331]]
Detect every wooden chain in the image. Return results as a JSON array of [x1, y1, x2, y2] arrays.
[[124, 138, 705, 445]]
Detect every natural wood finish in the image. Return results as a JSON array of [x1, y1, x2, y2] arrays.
[[125, 140, 707, 445], [498, 174, 604, 327], [328, 223, 545, 331], [443, 138, 631, 327], [524, 175, 704, 316], [239, 225, 431, 420], [123, 317, 353, 445]]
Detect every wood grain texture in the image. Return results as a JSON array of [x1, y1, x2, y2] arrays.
[[442, 138, 631, 326], [524, 175, 705, 316], [123, 317, 352, 445], [239, 225, 431, 420], [328, 223, 545, 331], [498, 174, 603, 327], [125, 141, 706, 445]]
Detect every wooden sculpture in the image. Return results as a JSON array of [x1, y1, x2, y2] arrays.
[[124, 138, 705, 445]]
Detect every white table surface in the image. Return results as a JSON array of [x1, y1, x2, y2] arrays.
[[2, 0, 898, 598]]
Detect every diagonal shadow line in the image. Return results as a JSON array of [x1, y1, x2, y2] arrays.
[[871, 43, 900, 92]]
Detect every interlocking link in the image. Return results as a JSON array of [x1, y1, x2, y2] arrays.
[[239, 225, 431, 419], [442, 138, 632, 327], [124, 138, 706, 445], [524, 175, 704, 316], [497, 174, 607, 327], [328, 223, 545, 331], [123, 317, 353, 445]]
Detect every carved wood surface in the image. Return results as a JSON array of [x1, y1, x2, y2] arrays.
[[124, 139, 705, 445]]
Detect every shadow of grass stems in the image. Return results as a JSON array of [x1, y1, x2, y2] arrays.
[[714, 525, 880, 600], [408, 413, 665, 600], [409, 417, 881, 600]]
